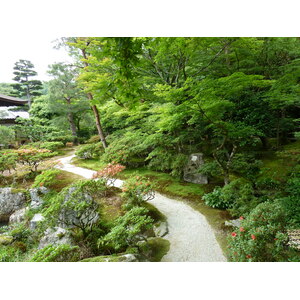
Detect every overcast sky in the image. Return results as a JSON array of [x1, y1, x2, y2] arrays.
[[0, 36, 73, 83]]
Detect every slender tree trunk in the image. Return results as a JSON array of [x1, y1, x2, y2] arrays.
[[91, 101, 107, 148], [80, 45, 108, 149], [224, 170, 230, 185], [67, 112, 78, 143], [65, 97, 78, 144], [26, 85, 31, 109]]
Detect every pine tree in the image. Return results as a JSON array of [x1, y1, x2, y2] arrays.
[[12, 59, 43, 108]]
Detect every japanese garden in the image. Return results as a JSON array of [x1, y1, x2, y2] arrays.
[[0, 37, 299, 262]]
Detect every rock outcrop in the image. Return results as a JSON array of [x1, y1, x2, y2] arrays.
[[154, 221, 168, 237], [183, 153, 208, 184], [38, 227, 73, 249], [29, 187, 49, 209], [0, 188, 27, 222], [30, 213, 45, 230], [58, 186, 99, 229], [9, 207, 28, 224]]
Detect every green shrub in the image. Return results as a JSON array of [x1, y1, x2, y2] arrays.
[[22, 142, 64, 151], [32, 169, 61, 188], [98, 206, 154, 252], [0, 126, 15, 147], [42, 180, 107, 234], [203, 187, 230, 209], [75, 143, 104, 159], [14, 148, 57, 173], [9, 223, 31, 243], [121, 175, 155, 208], [203, 179, 261, 216], [87, 135, 100, 144], [30, 244, 80, 262], [224, 180, 260, 217], [279, 174, 300, 226], [227, 201, 297, 262], [0, 150, 17, 174], [0, 245, 22, 262]]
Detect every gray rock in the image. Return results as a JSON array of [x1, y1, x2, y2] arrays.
[[30, 213, 45, 230], [38, 227, 73, 249], [0, 188, 27, 222], [58, 187, 99, 229], [119, 254, 138, 262], [225, 219, 241, 227], [9, 207, 28, 224], [29, 187, 49, 209], [183, 153, 208, 184], [154, 221, 168, 237]]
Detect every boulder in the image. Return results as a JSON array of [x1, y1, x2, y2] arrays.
[[30, 213, 45, 230], [29, 187, 49, 209], [225, 219, 241, 227], [0, 188, 27, 222], [58, 187, 99, 229], [38, 227, 73, 249], [154, 221, 168, 238], [183, 153, 208, 184], [9, 207, 28, 224], [119, 254, 138, 262]]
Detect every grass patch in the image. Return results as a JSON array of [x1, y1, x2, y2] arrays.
[[49, 170, 85, 192], [71, 157, 105, 171]]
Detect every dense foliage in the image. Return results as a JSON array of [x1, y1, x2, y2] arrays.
[[0, 37, 299, 262]]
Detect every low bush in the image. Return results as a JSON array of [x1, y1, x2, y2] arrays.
[[203, 179, 261, 216], [22, 142, 64, 152], [75, 143, 104, 159], [30, 244, 80, 262], [92, 163, 125, 186], [0, 151, 17, 174], [203, 187, 230, 209], [0, 245, 23, 262], [121, 175, 155, 208], [32, 169, 61, 188], [227, 201, 297, 262], [14, 148, 56, 173], [87, 135, 100, 144], [279, 172, 300, 226], [98, 206, 154, 253], [42, 180, 107, 235]]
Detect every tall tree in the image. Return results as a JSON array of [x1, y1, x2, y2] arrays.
[[60, 38, 108, 148], [47, 63, 90, 143], [12, 59, 43, 108]]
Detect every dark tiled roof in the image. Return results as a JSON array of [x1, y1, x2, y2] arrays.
[[0, 94, 28, 106]]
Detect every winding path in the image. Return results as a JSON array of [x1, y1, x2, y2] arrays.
[[57, 155, 226, 262]]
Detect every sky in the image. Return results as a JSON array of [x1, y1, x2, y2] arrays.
[[0, 36, 73, 83]]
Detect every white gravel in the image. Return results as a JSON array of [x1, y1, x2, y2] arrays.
[[57, 154, 227, 262]]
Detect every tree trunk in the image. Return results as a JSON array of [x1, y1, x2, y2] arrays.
[[66, 97, 78, 144], [224, 170, 230, 185], [91, 102, 107, 148], [80, 44, 108, 149], [26, 86, 31, 109], [67, 112, 78, 144]]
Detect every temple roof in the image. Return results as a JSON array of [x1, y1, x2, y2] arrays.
[[0, 94, 28, 106]]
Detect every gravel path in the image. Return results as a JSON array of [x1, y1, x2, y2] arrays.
[[57, 155, 226, 262]]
